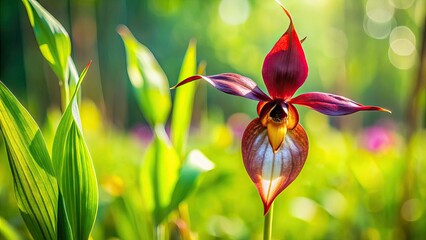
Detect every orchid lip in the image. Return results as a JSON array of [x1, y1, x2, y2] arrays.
[[242, 119, 309, 214], [259, 101, 288, 152]]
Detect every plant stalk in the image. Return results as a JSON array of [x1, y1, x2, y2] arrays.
[[263, 202, 274, 240], [59, 80, 70, 112]]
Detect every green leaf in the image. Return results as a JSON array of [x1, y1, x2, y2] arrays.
[[171, 40, 197, 157], [140, 126, 180, 225], [56, 191, 73, 240], [67, 58, 80, 103], [0, 82, 58, 240], [22, 0, 71, 83], [52, 62, 98, 239], [112, 195, 153, 240], [117, 25, 171, 126], [0, 216, 23, 240], [166, 150, 214, 216]]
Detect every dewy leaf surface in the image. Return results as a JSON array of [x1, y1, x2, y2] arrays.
[[52, 63, 98, 239], [22, 0, 71, 82], [0, 82, 58, 240], [118, 25, 171, 126]]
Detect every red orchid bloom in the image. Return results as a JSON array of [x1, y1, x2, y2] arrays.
[[172, 4, 389, 214]]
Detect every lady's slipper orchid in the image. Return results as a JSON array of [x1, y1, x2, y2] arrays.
[[172, 4, 389, 214]]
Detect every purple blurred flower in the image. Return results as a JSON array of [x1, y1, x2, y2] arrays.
[[361, 123, 395, 153]]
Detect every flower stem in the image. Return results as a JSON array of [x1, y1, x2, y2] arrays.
[[263, 202, 274, 240]]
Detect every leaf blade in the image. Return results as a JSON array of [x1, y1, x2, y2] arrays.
[[0, 82, 58, 240], [52, 63, 98, 239], [171, 40, 197, 157], [165, 150, 214, 217], [117, 25, 171, 126], [22, 0, 71, 82], [140, 126, 180, 225]]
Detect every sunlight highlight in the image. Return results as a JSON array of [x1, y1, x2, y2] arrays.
[[219, 0, 251, 25]]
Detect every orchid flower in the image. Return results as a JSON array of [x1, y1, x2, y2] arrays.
[[172, 4, 389, 214]]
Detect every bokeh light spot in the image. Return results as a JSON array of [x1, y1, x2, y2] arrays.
[[389, 0, 415, 9], [388, 26, 417, 69], [390, 38, 415, 56], [321, 190, 347, 218], [219, 0, 251, 26], [290, 197, 318, 221], [366, 0, 395, 23], [401, 198, 424, 222], [321, 28, 348, 58], [363, 17, 393, 39]]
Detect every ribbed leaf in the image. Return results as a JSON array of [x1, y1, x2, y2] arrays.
[[0, 82, 58, 240], [117, 25, 171, 126], [165, 150, 214, 216], [56, 191, 73, 240], [52, 63, 98, 239], [22, 0, 71, 82], [140, 126, 180, 225], [170, 40, 197, 157]]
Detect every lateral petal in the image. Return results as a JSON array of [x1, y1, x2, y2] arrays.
[[242, 118, 308, 214], [290, 92, 391, 116], [287, 103, 299, 130], [262, 5, 308, 100], [171, 74, 272, 101]]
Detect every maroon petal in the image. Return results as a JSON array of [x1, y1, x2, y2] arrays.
[[290, 92, 391, 116], [262, 5, 308, 100], [171, 74, 271, 101], [242, 118, 308, 214]]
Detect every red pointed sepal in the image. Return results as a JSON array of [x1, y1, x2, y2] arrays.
[[262, 4, 308, 100], [290, 92, 391, 116], [242, 118, 308, 214]]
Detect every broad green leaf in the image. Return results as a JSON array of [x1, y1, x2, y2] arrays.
[[140, 125, 180, 225], [165, 150, 214, 216], [52, 63, 98, 239], [22, 0, 71, 83], [117, 25, 171, 126], [171, 40, 197, 157], [0, 82, 58, 240]]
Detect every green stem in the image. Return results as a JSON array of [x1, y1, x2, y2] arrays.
[[155, 223, 165, 240], [263, 202, 274, 240], [59, 80, 70, 112]]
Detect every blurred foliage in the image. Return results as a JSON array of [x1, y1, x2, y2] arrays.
[[1, 0, 425, 239]]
